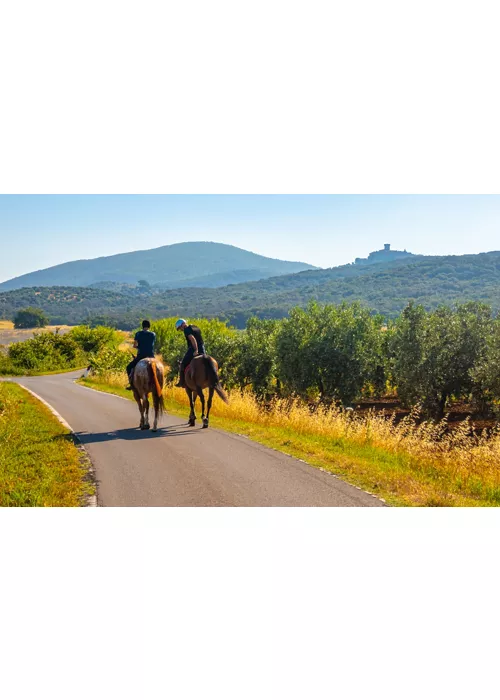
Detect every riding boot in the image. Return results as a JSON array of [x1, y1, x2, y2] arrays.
[[126, 372, 134, 390], [175, 368, 186, 388]]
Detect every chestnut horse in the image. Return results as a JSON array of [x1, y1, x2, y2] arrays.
[[131, 358, 165, 432], [183, 355, 228, 428]]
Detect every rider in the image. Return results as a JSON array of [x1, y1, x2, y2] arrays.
[[126, 319, 156, 390], [175, 319, 206, 387]]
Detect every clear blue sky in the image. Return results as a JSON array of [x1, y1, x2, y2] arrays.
[[0, 195, 499, 283]]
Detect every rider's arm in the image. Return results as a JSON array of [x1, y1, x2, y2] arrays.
[[187, 334, 198, 353], [133, 340, 139, 349]]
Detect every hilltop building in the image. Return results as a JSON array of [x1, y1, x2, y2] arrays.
[[354, 243, 414, 265]]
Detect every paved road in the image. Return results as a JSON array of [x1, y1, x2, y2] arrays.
[[10, 371, 384, 507]]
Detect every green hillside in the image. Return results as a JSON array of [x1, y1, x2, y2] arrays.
[[0, 241, 316, 291], [1, 251, 499, 328]]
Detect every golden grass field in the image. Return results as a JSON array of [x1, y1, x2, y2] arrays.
[[0, 322, 75, 347], [80, 369, 500, 507]]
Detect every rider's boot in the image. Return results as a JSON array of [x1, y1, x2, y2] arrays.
[[126, 372, 134, 391], [175, 367, 186, 388]]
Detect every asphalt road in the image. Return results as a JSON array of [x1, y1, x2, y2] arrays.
[[11, 371, 384, 507]]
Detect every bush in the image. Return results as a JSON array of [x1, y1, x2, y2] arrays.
[[87, 345, 130, 374], [8, 332, 85, 373], [70, 325, 122, 354], [14, 307, 48, 329]]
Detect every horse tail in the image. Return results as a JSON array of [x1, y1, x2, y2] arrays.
[[148, 360, 165, 415], [204, 356, 229, 404]]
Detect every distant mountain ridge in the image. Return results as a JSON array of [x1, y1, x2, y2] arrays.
[[0, 242, 317, 291], [1, 250, 499, 329]]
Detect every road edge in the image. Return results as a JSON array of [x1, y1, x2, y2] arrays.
[[19, 386, 98, 508]]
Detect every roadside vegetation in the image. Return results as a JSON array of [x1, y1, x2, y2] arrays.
[[0, 324, 126, 376], [3, 301, 500, 506], [0, 382, 94, 506], [78, 302, 500, 507]]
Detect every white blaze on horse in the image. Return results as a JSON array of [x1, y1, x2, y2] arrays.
[[131, 358, 165, 432]]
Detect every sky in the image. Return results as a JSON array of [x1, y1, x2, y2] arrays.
[[0, 194, 499, 283]]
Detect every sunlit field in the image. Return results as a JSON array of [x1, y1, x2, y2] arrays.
[[0, 323, 75, 346]]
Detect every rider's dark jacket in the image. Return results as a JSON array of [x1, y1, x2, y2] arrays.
[[181, 324, 206, 369], [127, 329, 156, 375]]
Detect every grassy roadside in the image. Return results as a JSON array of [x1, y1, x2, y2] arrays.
[[79, 374, 500, 507], [0, 382, 94, 507], [0, 366, 87, 378]]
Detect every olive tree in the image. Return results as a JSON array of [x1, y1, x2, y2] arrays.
[[235, 318, 280, 400], [276, 302, 385, 405], [390, 302, 493, 418]]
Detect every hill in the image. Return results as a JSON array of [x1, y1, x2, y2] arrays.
[[0, 241, 317, 291], [1, 251, 499, 328]]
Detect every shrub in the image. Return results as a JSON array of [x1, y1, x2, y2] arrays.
[[14, 307, 48, 329], [70, 325, 122, 354], [8, 332, 85, 373], [88, 345, 130, 374]]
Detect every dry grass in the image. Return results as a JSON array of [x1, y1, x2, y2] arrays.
[[81, 370, 500, 507], [0, 324, 75, 347]]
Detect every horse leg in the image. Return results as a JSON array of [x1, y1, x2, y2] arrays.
[[152, 393, 159, 432], [135, 394, 145, 429], [187, 388, 196, 426], [197, 387, 208, 428], [205, 386, 215, 428], [142, 395, 150, 430]]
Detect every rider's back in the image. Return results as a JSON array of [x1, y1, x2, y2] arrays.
[[135, 329, 156, 358]]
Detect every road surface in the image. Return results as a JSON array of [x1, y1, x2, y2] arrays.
[[10, 371, 385, 507]]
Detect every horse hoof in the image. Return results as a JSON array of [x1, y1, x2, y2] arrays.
[[152, 427, 157, 433], [202, 419, 209, 429], [188, 419, 196, 427]]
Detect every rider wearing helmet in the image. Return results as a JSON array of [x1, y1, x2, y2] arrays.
[[126, 319, 156, 390], [175, 319, 206, 387]]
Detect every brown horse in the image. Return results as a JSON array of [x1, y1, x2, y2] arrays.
[[131, 358, 165, 432], [183, 355, 229, 428]]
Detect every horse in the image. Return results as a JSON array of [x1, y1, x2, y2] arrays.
[[131, 358, 165, 432], [183, 355, 229, 428]]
